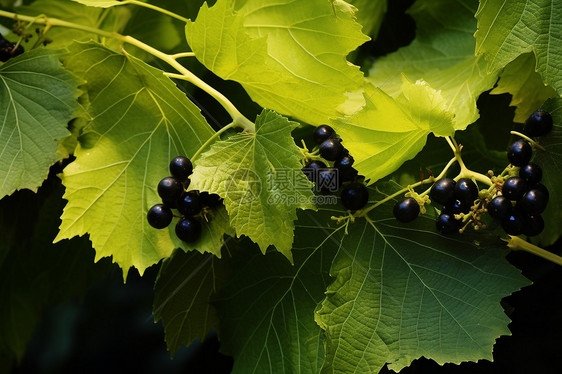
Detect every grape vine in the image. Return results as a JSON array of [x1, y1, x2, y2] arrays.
[[0, 0, 560, 373]]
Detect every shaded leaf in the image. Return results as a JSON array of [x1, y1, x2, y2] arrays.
[[316, 182, 530, 372], [215, 210, 341, 374], [490, 53, 557, 123], [475, 0, 562, 95], [153, 249, 227, 356], [0, 49, 79, 199]]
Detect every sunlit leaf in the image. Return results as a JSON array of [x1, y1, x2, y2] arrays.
[[55, 42, 216, 276], [190, 109, 315, 261], [186, 0, 369, 125]]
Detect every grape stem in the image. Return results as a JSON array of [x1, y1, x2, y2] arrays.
[[360, 156, 457, 215], [109, 0, 190, 23], [0, 9, 256, 133], [510, 131, 546, 151], [190, 122, 238, 162], [360, 133, 495, 216], [507, 236, 562, 266], [171, 52, 196, 59], [446, 136, 493, 186]]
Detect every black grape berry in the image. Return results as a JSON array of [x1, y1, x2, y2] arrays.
[[523, 215, 544, 237], [313, 125, 336, 144], [319, 138, 344, 161], [501, 208, 525, 236], [334, 155, 358, 182], [158, 177, 184, 207], [0, 37, 24, 62], [200, 192, 222, 208], [178, 191, 203, 216], [524, 110, 553, 137], [430, 178, 456, 205], [147, 204, 173, 229], [175, 217, 202, 243], [519, 188, 548, 214], [436, 213, 460, 235], [502, 177, 527, 201], [443, 199, 471, 215], [334, 154, 354, 169], [393, 197, 420, 223], [519, 163, 542, 185], [507, 140, 532, 166], [487, 196, 512, 220], [317, 168, 339, 192], [302, 160, 327, 183], [169, 156, 193, 181], [532, 183, 550, 203], [340, 183, 369, 211], [454, 178, 479, 204]]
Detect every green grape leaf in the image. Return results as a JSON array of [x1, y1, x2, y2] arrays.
[[369, 0, 498, 131], [55, 41, 217, 277], [153, 249, 227, 356], [331, 80, 455, 184], [0, 49, 79, 199], [214, 211, 341, 374], [0, 177, 110, 363], [315, 183, 530, 373], [185, 0, 369, 126], [475, 0, 562, 95], [189, 109, 315, 261], [347, 0, 387, 37], [533, 97, 562, 245], [17, 0, 129, 50], [490, 53, 557, 123]]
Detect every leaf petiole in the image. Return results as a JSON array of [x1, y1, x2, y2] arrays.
[[510, 131, 546, 151], [361, 156, 457, 215], [190, 122, 238, 162], [170, 52, 196, 60], [113, 0, 189, 23], [446, 136, 494, 186], [507, 236, 562, 266]]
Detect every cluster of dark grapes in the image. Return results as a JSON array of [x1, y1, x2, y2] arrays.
[[392, 109, 553, 237], [303, 125, 369, 211], [392, 176, 480, 235], [488, 110, 553, 236], [432, 178, 479, 234], [147, 156, 222, 243], [0, 34, 24, 62]]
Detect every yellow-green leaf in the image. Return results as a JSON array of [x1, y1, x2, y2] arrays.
[[331, 79, 455, 184], [369, 0, 498, 131], [186, 0, 369, 126], [55, 42, 217, 277]]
